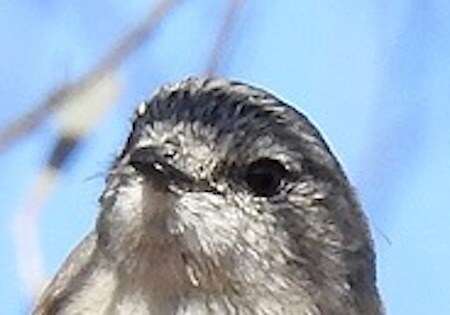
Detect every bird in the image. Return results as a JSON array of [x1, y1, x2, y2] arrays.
[[33, 77, 384, 315]]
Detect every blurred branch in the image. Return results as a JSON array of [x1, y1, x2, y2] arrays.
[[14, 73, 121, 299], [204, 0, 244, 76], [0, 0, 181, 153]]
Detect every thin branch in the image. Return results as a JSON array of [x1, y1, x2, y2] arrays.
[[0, 0, 181, 153], [204, 0, 244, 76]]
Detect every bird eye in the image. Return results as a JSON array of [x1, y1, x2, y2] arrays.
[[244, 158, 287, 197]]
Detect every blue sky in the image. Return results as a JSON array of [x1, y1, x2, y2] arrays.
[[1, 1, 449, 314]]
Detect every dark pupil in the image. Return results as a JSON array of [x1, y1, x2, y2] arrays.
[[245, 159, 285, 197]]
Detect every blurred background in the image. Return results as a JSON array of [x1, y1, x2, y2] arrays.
[[1, 1, 449, 314]]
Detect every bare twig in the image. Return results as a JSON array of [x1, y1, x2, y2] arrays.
[[0, 0, 181, 153], [204, 0, 244, 76]]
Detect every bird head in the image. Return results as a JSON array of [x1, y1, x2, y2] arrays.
[[95, 77, 382, 314]]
